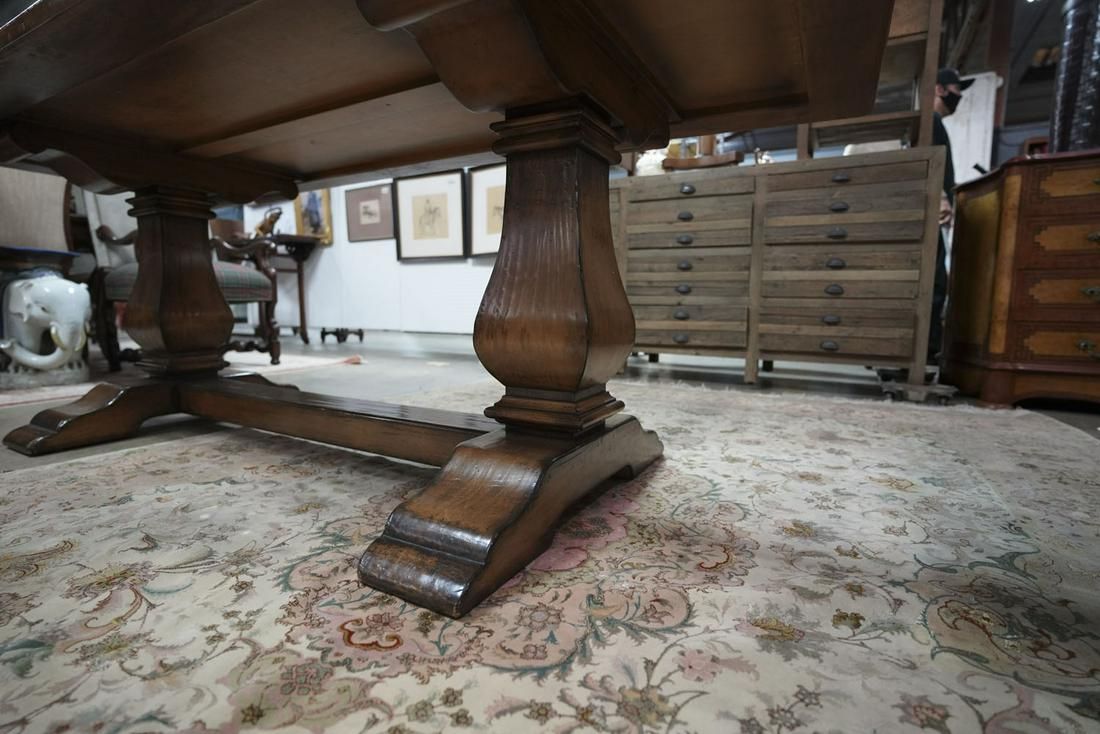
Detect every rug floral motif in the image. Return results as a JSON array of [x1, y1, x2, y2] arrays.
[[1, 381, 1098, 733]]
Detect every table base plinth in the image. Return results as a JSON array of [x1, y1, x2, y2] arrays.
[[358, 414, 662, 618]]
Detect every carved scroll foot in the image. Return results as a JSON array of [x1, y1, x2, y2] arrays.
[[3, 380, 178, 456], [357, 414, 663, 617]]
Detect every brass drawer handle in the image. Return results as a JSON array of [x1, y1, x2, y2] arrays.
[[673, 309, 690, 320], [678, 211, 694, 221], [826, 257, 846, 270], [822, 314, 841, 325], [1088, 231, 1100, 243], [1079, 339, 1099, 358], [829, 201, 850, 213], [676, 234, 694, 245], [676, 284, 692, 294], [677, 260, 693, 271], [680, 183, 696, 195], [1094, 178, 1100, 186], [820, 340, 840, 352], [824, 284, 845, 296], [832, 172, 851, 183], [1083, 286, 1100, 301], [826, 227, 848, 240], [673, 333, 690, 345]]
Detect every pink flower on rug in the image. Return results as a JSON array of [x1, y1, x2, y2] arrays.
[[676, 648, 722, 682]]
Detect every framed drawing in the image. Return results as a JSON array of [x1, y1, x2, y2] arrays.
[[394, 170, 466, 260], [345, 183, 394, 241], [467, 164, 505, 255], [294, 189, 333, 245]]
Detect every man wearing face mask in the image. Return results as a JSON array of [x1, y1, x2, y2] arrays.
[[928, 68, 973, 365]]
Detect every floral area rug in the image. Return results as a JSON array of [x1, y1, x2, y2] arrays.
[[1, 381, 1098, 733]]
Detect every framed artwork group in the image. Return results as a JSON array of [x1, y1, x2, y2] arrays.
[[343, 164, 506, 260]]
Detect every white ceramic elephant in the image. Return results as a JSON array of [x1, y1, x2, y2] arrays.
[[1, 275, 91, 372]]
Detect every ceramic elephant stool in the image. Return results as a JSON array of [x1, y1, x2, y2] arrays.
[[0, 274, 91, 386]]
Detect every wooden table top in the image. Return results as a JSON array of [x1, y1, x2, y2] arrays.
[[0, 0, 893, 201]]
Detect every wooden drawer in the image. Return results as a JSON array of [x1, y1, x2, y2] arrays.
[[636, 328, 747, 350], [765, 179, 926, 245], [1013, 271, 1100, 323], [762, 274, 919, 300], [765, 179, 925, 218], [634, 304, 745, 323], [1015, 324, 1100, 365], [763, 245, 922, 272], [627, 194, 752, 228], [1018, 216, 1100, 269], [765, 219, 925, 245], [767, 160, 927, 193], [626, 173, 753, 202], [628, 247, 750, 275], [627, 227, 752, 249], [759, 331, 912, 359], [627, 281, 749, 304], [764, 296, 920, 312], [1033, 161, 1100, 202], [760, 305, 915, 329]]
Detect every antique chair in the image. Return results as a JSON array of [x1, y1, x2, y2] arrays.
[[83, 191, 281, 369]]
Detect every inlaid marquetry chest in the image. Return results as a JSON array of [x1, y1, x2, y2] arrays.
[[943, 150, 1100, 405], [610, 147, 946, 383]]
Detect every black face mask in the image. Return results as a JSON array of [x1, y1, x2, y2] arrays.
[[941, 90, 962, 114]]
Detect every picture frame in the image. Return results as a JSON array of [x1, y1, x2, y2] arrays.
[[466, 163, 506, 256], [345, 183, 395, 242], [394, 170, 466, 260], [294, 189, 334, 245]]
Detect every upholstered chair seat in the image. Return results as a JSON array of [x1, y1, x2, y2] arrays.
[[103, 260, 275, 303]]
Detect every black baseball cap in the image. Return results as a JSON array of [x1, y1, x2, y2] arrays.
[[937, 68, 975, 90]]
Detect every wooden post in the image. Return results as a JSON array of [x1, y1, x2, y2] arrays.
[[125, 186, 233, 374], [474, 103, 633, 434]]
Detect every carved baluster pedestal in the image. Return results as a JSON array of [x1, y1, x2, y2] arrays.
[[357, 104, 664, 617], [4, 187, 232, 455]]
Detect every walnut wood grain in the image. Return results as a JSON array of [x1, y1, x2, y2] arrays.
[[122, 187, 234, 374], [3, 380, 179, 456], [472, 103, 637, 433], [178, 380, 499, 467], [358, 414, 662, 618]]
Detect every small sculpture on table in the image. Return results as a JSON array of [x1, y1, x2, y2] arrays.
[[253, 206, 283, 239]]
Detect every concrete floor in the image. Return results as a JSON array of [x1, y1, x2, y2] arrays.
[[1, 330, 1097, 474]]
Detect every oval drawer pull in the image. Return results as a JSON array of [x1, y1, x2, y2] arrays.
[[677, 260, 693, 271], [680, 183, 696, 195], [673, 309, 690, 320], [831, 172, 851, 183], [1082, 285, 1100, 301], [824, 284, 845, 296], [673, 333, 690, 345], [676, 234, 694, 245], [826, 227, 848, 240], [677, 211, 694, 221], [1079, 339, 1099, 358], [829, 201, 850, 213], [820, 340, 840, 352], [676, 284, 692, 294], [822, 315, 842, 325], [1088, 231, 1100, 243], [826, 257, 846, 270]]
